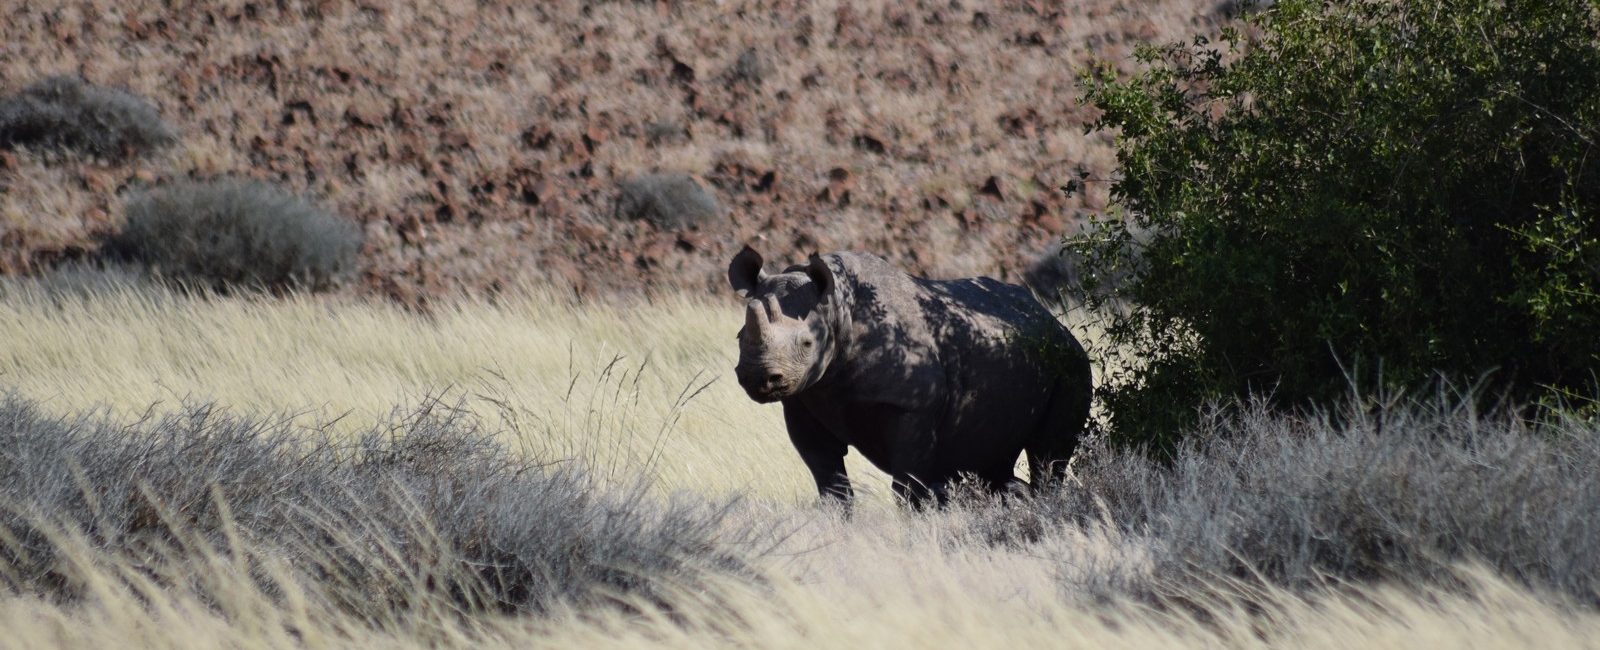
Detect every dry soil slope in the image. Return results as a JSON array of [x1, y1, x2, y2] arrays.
[[1, 0, 1226, 304]]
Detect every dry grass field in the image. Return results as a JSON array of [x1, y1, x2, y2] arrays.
[[2, 274, 1598, 649], [1, 270, 834, 499], [0, 267, 1117, 499]]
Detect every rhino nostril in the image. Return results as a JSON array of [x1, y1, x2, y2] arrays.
[[766, 373, 784, 386]]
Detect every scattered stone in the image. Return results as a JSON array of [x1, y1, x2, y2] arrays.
[[980, 175, 1005, 200]]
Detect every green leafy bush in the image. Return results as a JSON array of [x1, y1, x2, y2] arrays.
[[0, 75, 176, 160], [1070, 0, 1600, 451], [112, 178, 363, 292]]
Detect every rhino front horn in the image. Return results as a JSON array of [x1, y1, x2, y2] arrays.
[[744, 300, 768, 337]]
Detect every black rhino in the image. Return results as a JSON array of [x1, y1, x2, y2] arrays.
[[728, 246, 1091, 508]]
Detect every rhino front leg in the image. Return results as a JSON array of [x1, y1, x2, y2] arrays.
[[782, 403, 853, 509]]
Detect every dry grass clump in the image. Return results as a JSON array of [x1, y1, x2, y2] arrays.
[[1022, 242, 1094, 304], [0, 76, 176, 161], [110, 179, 363, 291], [1023, 220, 1151, 305], [0, 389, 1597, 648], [0, 392, 752, 618], [961, 393, 1600, 605], [2, 483, 1596, 650]]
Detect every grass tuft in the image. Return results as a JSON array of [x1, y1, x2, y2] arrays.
[[959, 391, 1600, 605]]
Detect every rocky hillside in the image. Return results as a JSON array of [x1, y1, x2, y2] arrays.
[[1, 0, 1227, 304]]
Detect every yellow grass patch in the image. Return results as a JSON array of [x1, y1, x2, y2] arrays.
[[0, 278, 825, 499]]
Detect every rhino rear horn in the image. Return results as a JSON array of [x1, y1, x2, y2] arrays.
[[729, 245, 767, 298], [807, 254, 836, 301]]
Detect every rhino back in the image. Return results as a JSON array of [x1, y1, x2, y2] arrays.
[[914, 276, 1087, 474], [917, 276, 1066, 346], [826, 252, 1081, 404], [822, 252, 945, 404], [801, 252, 1088, 478]]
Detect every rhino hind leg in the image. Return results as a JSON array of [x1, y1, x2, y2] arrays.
[[1026, 443, 1074, 488], [975, 468, 1028, 495], [1025, 378, 1090, 489]]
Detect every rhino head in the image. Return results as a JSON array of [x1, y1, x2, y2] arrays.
[[727, 245, 840, 403]]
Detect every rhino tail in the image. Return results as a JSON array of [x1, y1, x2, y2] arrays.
[[1026, 373, 1091, 489]]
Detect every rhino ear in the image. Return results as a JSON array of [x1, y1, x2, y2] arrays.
[[806, 253, 836, 301], [729, 245, 766, 298]]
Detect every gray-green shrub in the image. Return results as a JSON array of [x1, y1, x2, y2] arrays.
[[0, 75, 176, 160], [113, 178, 362, 291], [614, 173, 722, 229]]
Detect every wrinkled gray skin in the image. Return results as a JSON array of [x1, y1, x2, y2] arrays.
[[729, 246, 1091, 509]]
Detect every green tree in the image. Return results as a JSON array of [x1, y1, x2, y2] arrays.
[[1072, 0, 1600, 452]]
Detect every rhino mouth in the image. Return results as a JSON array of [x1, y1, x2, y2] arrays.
[[747, 389, 784, 403], [741, 383, 790, 403], [736, 365, 798, 403]]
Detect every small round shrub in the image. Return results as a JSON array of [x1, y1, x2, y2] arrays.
[[113, 178, 362, 291], [614, 172, 722, 229], [0, 75, 176, 161]]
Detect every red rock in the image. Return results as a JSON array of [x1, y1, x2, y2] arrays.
[[441, 130, 472, 149], [979, 175, 1004, 200], [394, 213, 428, 244], [568, 221, 607, 245], [827, 167, 852, 187], [345, 100, 387, 128], [754, 169, 777, 192], [677, 230, 706, 251]]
